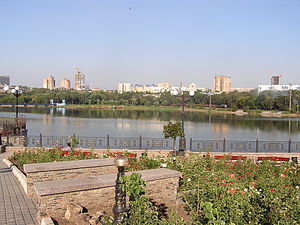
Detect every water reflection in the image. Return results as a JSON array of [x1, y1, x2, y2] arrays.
[[0, 107, 299, 139]]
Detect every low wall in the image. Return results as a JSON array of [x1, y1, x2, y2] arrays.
[[7, 146, 300, 159], [35, 168, 181, 221], [24, 158, 116, 197]]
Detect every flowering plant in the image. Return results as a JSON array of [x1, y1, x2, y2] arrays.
[[169, 154, 300, 224]]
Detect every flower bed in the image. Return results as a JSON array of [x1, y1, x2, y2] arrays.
[[9, 149, 299, 224], [9, 148, 99, 173], [167, 154, 300, 224]]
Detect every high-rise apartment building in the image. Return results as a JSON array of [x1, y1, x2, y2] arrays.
[[43, 76, 55, 90], [213, 75, 231, 92], [0, 75, 10, 85], [61, 78, 71, 89], [118, 83, 132, 93], [157, 83, 172, 88], [74, 68, 86, 91], [271, 75, 280, 85]]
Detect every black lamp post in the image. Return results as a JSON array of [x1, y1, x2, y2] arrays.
[[172, 87, 195, 154], [113, 154, 129, 224], [3, 85, 23, 133], [11, 86, 22, 120]]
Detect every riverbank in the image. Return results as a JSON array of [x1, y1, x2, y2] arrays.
[[64, 104, 300, 118], [1, 103, 299, 118]]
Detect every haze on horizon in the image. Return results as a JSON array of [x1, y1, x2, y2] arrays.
[[0, 0, 299, 90]]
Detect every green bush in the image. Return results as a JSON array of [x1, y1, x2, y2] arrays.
[[9, 148, 99, 172]]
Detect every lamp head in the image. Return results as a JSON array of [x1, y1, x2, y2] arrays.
[[11, 89, 16, 94], [114, 154, 129, 168], [3, 85, 9, 91], [171, 90, 178, 96], [15, 86, 19, 90], [189, 90, 195, 96], [181, 87, 187, 92]]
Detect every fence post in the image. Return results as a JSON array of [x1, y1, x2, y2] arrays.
[[223, 138, 226, 152], [256, 138, 259, 153], [73, 133, 76, 138], [7, 135, 9, 146], [288, 139, 291, 153], [107, 134, 110, 149], [189, 137, 192, 151], [39, 133, 43, 147], [139, 135, 142, 150]]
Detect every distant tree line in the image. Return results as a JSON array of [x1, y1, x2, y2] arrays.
[[1, 88, 300, 112]]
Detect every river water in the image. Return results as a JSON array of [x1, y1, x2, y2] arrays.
[[0, 108, 300, 141]]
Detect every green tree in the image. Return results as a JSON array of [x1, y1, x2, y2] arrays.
[[162, 122, 183, 149]]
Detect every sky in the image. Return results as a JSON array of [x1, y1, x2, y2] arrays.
[[0, 0, 300, 89]]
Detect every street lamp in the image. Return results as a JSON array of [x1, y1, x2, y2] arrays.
[[3, 85, 23, 133], [208, 92, 214, 111], [289, 84, 292, 113], [171, 87, 195, 154], [113, 154, 129, 224]]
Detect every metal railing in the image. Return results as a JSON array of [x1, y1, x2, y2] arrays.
[[2, 134, 300, 152], [190, 138, 300, 153], [25, 134, 176, 150]]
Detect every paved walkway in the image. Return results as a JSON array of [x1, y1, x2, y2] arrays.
[[0, 152, 37, 225]]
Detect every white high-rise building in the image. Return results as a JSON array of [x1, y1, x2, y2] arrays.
[[118, 83, 132, 93]]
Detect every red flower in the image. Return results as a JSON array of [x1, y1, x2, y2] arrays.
[[229, 173, 235, 178], [231, 189, 237, 194], [270, 189, 275, 192], [229, 181, 233, 184], [284, 184, 289, 187], [250, 182, 256, 186], [213, 177, 218, 180], [280, 173, 287, 177]]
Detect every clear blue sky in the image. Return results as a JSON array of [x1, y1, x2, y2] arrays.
[[1, 0, 300, 89]]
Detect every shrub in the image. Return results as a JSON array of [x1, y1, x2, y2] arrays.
[[9, 147, 98, 172]]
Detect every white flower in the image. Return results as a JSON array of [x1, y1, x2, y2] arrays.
[[187, 178, 191, 182], [296, 186, 299, 189], [244, 188, 248, 192]]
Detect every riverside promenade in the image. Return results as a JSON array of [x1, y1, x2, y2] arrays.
[[0, 151, 37, 225]]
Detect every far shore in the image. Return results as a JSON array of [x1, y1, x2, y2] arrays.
[[1, 104, 299, 118], [63, 104, 300, 118]]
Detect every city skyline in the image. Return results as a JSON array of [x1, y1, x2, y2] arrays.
[[1, 0, 300, 89]]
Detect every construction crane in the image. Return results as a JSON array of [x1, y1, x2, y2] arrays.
[[74, 67, 86, 90], [75, 67, 81, 74]]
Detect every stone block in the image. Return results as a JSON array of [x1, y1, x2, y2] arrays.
[[24, 158, 117, 197], [35, 168, 181, 221]]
